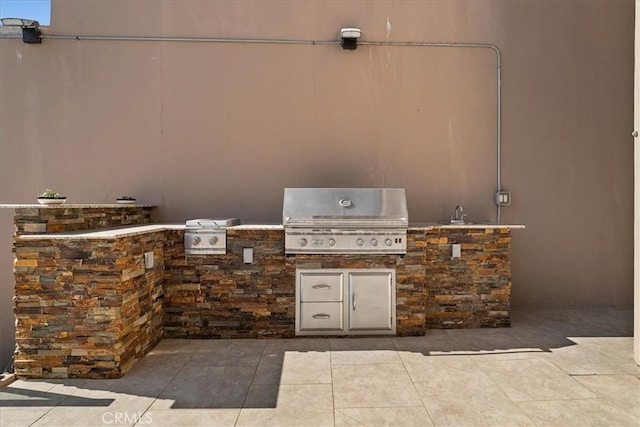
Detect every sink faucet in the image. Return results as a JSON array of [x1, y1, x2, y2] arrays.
[[452, 205, 467, 223]]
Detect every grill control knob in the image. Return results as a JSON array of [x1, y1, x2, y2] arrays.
[[299, 238, 308, 247], [209, 236, 218, 245], [371, 238, 378, 246], [356, 238, 364, 247], [328, 238, 336, 247], [385, 238, 393, 247], [192, 236, 201, 245]]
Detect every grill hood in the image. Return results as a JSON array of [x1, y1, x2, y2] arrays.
[[283, 188, 408, 229]]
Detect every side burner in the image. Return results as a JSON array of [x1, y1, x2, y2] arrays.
[[184, 218, 240, 255]]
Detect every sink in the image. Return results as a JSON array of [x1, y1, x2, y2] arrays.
[[441, 220, 490, 226], [449, 220, 468, 225]]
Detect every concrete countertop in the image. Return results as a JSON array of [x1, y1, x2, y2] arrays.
[[17, 222, 524, 241], [17, 224, 181, 240], [0, 204, 156, 209], [409, 223, 525, 230]]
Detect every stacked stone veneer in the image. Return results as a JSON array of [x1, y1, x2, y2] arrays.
[[12, 206, 514, 378], [13, 206, 154, 235], [164, 227, 511, 338], [13, 206, 162, 379], [424, 228, 512, 328], [163, 228, 292, 338]]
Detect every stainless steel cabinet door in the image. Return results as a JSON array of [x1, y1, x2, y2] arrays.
[[348, 271, 393, 331]]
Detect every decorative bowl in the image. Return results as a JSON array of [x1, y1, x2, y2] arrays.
[[36, 197, 67, 205], [116, 196, 136, 204]]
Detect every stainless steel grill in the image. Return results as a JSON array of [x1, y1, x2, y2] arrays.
[[283, 188, 408, 254], [184, 218, 240, 255]]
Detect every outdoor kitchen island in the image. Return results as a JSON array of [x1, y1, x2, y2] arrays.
[[9, 205, 523, 378]]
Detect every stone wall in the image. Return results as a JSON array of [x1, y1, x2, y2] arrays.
[[12, 218, 513, 378], [424, 228, 512, 328], [13, 231, 164, 378], [164, 228, 293, 338], [163, 227, 511, 337], [13, 206, 153, 235]]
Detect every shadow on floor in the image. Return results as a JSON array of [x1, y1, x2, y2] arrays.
[[1, 306, 634, 410]]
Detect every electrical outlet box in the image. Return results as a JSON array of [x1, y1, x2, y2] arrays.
[[243, 248, 253, 264], [144, 251, 154, 269], [495, 191, 511, 206], [452, 244, 461, 258]]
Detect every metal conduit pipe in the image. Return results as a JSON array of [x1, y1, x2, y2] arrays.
[[11, 33, 504, 223], [360, 41, 502, 223]]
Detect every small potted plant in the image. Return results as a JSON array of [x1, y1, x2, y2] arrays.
[[36, 189, 67, 205], [116, 195, 137, 204]]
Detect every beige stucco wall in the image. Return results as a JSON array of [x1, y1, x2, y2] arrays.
[[0, 0, 634, 369]]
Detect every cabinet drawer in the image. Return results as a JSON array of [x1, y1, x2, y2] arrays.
[[299, 302, 343, 331], [299, 272, 343, 302]]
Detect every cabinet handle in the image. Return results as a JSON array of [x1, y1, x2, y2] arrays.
[[312, 284, 330, 289], [352, 292, 356, 311], [312, 313, 331, 319]]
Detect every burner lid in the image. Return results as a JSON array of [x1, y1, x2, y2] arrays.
[[185, 218, 240, 229], [283, 188, 408, 228]]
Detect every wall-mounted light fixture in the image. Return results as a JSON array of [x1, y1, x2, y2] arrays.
[[340, 27, 361, 50], [1, 18, 41, 44]]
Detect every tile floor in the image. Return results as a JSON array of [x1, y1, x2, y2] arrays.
[[0, 307, 638, 426]]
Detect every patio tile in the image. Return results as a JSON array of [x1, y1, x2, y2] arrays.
[[149, 338, 202, 354], [263, 338, 331, 352], [445, 328, 530, 353], [252, 350, 285, 385], [399, 352, 487, 383], [541, 339, 640, 375], [330, 349, 402, 365], [475, 358, 596, 402], [75, 370, 177, 399], [186, 339, 266, 367], [31, 406, 141, 427], [334, 407, 434, 426], [518, 398, 640, 427], [141, 408, 240, 426], [279, 351, 332, 385], [332, 364, 422, 408], [329, 337, 395, 351], [0, 381, 90, 407], [243, 383, 280, 408], [150, 366, 254, 409], [493, 323, 575, 352], [414, 375, 535, 427], [54, 387, 154, 411], [573, 374, 640, 420], [0, 307, 635, 427], [0, 407, 52, 427], [392, 330, 464, 354], [3, 379, 69, 393], [236, 384, 334, 427]]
